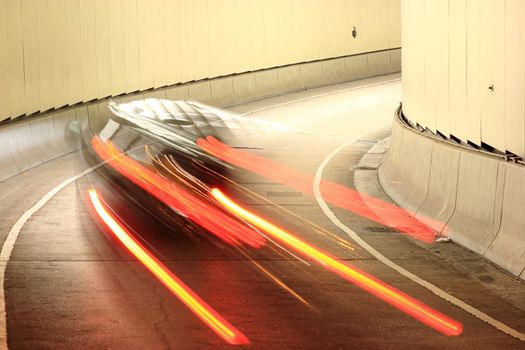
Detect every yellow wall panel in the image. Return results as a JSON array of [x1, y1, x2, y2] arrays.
[[6, 0, 25, 118], [95, 0, 112, 99], [165, 0, 182, 85], [388, 0, 401, 49], [79, 0, 97, 101], [504, 0, 525, 156], [110, 0, 127, 95], [152, 0, 168, 88], [373, 0, 390, 51], [138, 0, 155, 89], [124, 0, 140, 93], [20, 0, 40, 114], [50, 0, 68, 108], [364, 0, 385, 53], [289, 0, 305, 64], [410, 0, 425, 126], [434, 0, 450, 136], [318, 2, 331, 59], [347, 0, 366, 54], [37, 0, 54, 112], [207, 0, 227, 77], [423, 0, 438, 131], [449, 0, 468, 141], [480, 0, 505, 151], [249, 0, 266, 69], [3, 0, 400, 119], [403, 0, 524, 157], [304, 0, 320, 62], [401, 0, 410, 118], [65, 0, 84, 104], [179, 0, 209, 82], [465, 0, 482, 145], [0, 0, 9, 121], [328, 0, 348, 58], [235, 0, 253, 73]]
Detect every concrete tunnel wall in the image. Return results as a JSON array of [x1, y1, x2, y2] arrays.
[[401, 0, 525, 159], [0, 0, 403, 182], [380, 0, 525, 280], [0, 0, 401, 123]]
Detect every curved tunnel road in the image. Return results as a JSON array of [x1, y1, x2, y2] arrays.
[[1, 74, 524, 349]]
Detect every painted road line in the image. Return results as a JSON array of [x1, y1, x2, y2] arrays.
[[313, 123, 525, 342]]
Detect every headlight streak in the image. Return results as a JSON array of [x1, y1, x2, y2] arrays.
[[87, 188, 249, 345], [197, 136, 438, 243], [91, 136, 266, 248], [211, 188, 463, 336]]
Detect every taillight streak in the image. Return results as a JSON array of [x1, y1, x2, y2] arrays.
[[88, 188, 249, 345], [197, 136, 437, 243], [211, 188, 463, 336], [91, 136, 265, 248]]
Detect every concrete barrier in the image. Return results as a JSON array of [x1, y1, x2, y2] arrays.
[[367, 50, 392, 77], [188, 81, 213, 105], [277, 65, 304, 95], [378, 115, 403, 190], [6, 121, 41, 170], [29, 115, 64, 164], [321, 58, 347, 85], [0, 124, 25, 179], [210, 77, 235, 107], [443, 152, 503, 255], [344, 54, 369, 81], [389, 49, 402, 74], [232, 74, 258, 104], [0, 48, 401, 183], [143, 90, 167, 100], [51, 109, 79, 154], [381, 111, 525, 278], [255, 69, 280, 98], [165, 85, 189, 101], [300, 61, 325, 89], [415, 141, 460, 233], [380, 125, 431, 214], [485, 162, 525, 279]]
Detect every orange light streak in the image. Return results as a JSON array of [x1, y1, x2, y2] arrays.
[[88, 188, 249, 345], [91, 136, 265, 248], [198, 136, 438, 243], [211, 188, 463, 336]]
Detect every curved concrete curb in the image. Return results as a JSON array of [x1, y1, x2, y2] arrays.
[[379, 111, 525, 280], [0, 48, 400, 184]]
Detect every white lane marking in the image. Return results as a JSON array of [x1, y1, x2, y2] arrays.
[[313, 123, 525, 342], [239, 78, 401, 116], [0, 161, 106, 349]]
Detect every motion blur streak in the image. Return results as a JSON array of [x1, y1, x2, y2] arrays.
[[88, 189, 249, 345], [198, 136, 436, 243], [211, 188, 463, 336], [91, 136, 265, 248]]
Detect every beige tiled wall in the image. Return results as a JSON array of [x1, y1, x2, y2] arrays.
[[0, 0, 401, 122], [402, 0, 525, 158]]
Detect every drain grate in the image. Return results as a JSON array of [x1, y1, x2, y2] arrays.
[[351, 165, 377, 171], [356, 139, 378, 144], [364, 226, 398, 233], [267, 191, 303, 197]]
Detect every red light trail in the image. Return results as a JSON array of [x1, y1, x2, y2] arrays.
[[211, 188, 463, 336], [91, 136, 265, 248], [88, 188, 249, 345], [197, 136, 437, 243]]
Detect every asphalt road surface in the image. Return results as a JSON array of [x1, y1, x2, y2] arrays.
[[2, 74, 524, 350]]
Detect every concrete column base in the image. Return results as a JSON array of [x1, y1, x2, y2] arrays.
[[379, 109, 525, 280]]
